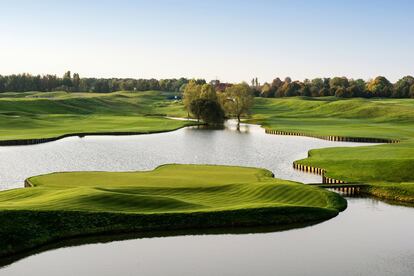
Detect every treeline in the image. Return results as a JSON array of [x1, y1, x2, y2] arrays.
[[2, 71, 414, 99], [0, 71, 206, 93], [255, 76, 414, 98]]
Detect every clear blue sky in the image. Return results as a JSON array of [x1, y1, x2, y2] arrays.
[[0, 0, 413, 83]]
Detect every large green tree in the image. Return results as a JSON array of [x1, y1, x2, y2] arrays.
[[393, 76, 414, 98], [190, 99, 224, 124], [366, 76, 393, 97], [223, 83, 254, 123], [182, 80, 201, 117], [200, 83, 217, 101]]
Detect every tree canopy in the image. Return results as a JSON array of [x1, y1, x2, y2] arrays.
[[190, 99, 224, 124], [223, 83, 254, 123], [0, 72, 195, 93]]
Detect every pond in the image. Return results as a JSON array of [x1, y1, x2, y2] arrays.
[[0, 120, 412, 275], [0, 120, 376, 190]]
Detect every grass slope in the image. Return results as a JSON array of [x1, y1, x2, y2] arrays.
[[0, 164, 345, 257], [251, 97, 414, 203], [0, 91, 191, 141]]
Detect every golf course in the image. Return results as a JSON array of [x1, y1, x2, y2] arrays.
[[251, 97, 414, 203], [0, 91, 191, 143], [0, 91, 413, 260], [2, 2, 413, 274], [0, 164, 345, 257]]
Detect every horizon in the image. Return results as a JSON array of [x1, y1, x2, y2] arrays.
[[1, 0, 413, 83]]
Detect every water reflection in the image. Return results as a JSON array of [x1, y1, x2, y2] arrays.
[[0, 220, 323, 269], [0, 197, 413, 276]]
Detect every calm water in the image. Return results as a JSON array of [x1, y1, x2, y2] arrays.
[[0, 120, 375, 190], [0, 120, 413, 275], [1, 198, 413, 276]]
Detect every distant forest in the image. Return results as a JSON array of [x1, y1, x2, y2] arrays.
[[0, 71, 203, 93], [0, 71, 413, 98]]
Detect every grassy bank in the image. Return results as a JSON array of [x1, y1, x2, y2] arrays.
[[252, 97, 414, 203], [0, 164, 345, 257], [0, 91, 192, 143]]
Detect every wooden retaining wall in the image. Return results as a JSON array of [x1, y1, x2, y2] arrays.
[[268, 128, 400, 184], [292, 162, 346, 184], [265, 129, 399, 144], [327, 186, 361, 196]]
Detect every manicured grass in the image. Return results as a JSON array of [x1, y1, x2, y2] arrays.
[[0, 91, 191, 142], [251, 97, 414, 203], [0, 164, 345, 257]]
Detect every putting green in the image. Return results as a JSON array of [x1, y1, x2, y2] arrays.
[[5, 164, 345, 213], [0, 164, 345, 257]]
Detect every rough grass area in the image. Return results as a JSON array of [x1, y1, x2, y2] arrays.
[[252, 97, 414, 203], [0, 91, 192, 142], [0, 164, 346, 257]]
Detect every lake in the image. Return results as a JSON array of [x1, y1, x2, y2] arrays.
[[0, 120, 376, 190], [0, 120, 412, 275]]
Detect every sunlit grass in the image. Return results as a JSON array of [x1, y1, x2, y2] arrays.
[[252, 97, 414, 203]]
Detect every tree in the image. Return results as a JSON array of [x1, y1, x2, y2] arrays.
[[335, 87, 352, 98], [182, 80, 201, 117], [284, 77, 292, 84], [410, 84, 414, 98], [284, 81, 301, 97], [72, 73, 80, 92], [329, 77, 349, 90], [300, 84, 311, 97], [223, 83, 254, 123], [393, 76, 414, 98], [319, 87, 331, 97], [349, 79, 366, 97], [345, 85, 359, 98], [366, 76, 393, 97], [310, 78, 324, 96], [260, 83, 272, 97], [190, 98, 224, 124], [195, 79, 206, 85], [200, 83, 217, 101], [62, 71, 72, 88], [271, 77, 282, 93]]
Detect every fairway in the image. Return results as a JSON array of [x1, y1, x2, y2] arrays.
[[0, 164, 345, 257], [0, 91, 192, 142], [252, 97, 414, 203]]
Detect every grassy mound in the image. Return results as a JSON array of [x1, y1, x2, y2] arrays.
[[0, 164, 345, 257], [0, 91, 192, 142], [252, 97, 414, 203]]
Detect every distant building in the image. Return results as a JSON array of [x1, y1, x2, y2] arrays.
[[210, 80, 233, 92]]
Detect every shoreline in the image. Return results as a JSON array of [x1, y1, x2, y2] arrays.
[[265, 128, 400, 144], [6, 121, 413, 205], [0, 164, 346, 261], [0, 206, 341, 260], [0, 122, 198, 146]]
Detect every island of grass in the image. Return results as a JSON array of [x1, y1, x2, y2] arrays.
[[251, 97, 414, 203], [0, 91, 194, 145], [0, 164, 346, 258]]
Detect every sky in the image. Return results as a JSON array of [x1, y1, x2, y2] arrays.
[[0, 0, 413, 83]]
